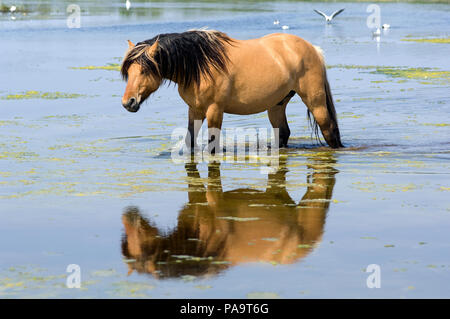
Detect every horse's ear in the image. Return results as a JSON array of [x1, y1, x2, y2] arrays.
[[127, 40, 135, 49], [146, 40, 159, 57]]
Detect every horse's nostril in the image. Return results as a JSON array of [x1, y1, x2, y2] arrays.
[[122, 97, 137, 108]]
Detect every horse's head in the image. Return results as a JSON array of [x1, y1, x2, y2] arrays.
[[121, 40, 162, 112]]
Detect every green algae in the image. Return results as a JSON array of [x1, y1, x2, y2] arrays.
[[372, 67, 450, 83], [0, 4, 29, 13], [402, 37, 450, 44], [247, 292, 280, 299], [2, 90, 87, 100], [422, 123, 450, 127], [70, 63, 120, 71], [194, 285, 212, 290], [327, 64, 450, 85]]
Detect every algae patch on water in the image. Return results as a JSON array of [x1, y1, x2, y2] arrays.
[[327, 64, 450, 85], [372, 67, 450, 84], [402, 37, 450, 44], [1, 91, 87, 100], [70, 63, 120, 71]]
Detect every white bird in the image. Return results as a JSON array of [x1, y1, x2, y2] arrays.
[[273, 20, 280, 25], [382, 24, 390, 29], [125, 0, 131, 10], [10, 5, 16, 12], [314, 8, 345, 23], [281, 25, 289, 30], [373, 28, 381, 36]]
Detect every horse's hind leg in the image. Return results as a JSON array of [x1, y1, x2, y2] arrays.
[[296, 74, 342, 148], [267, 94, 293, 147]]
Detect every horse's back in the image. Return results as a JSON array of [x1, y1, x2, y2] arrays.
[[215, 33, 319, 114]]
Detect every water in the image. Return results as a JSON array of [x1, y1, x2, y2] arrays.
[[0, 1, 449, 298]]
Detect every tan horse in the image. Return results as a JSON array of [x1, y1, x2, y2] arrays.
[[121, 155, 338, 278], [121, 30, 343, 149]]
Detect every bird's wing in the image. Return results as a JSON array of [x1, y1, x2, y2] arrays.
[[330, 8, 345, 19], [314, 10, 328, 19]]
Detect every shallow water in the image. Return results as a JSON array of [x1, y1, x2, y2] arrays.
[[1, 1, 449, 298]]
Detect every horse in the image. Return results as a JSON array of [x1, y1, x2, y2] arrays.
[[121, 30, 343, 150], [121, 155, 338, 278]]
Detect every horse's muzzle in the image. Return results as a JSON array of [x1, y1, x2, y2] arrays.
[[122, 97, 140, 113]]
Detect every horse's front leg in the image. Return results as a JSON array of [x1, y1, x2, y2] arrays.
[[268, 99, 292, 147], [186, 107, 205, 152], [205, 104, 224, 154]]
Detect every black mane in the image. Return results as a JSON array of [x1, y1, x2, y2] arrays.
[[121, 30, 234, 89]]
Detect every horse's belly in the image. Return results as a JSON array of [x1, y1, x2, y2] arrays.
[[222, 85, 292, 115], [223, 101, 270, 115]]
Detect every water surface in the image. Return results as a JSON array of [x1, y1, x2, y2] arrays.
[[0, 0, 449, 298]]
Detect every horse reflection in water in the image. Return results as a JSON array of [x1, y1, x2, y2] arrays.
[[121, 156, 338, 278]]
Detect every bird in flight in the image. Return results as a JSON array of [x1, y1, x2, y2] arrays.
[[314, 8, 345, 23]]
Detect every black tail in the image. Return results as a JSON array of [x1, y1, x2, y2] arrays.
[[323, 70, 343, 148]]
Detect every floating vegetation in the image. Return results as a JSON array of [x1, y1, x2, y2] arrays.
[[1, 91, 86, 100], [194, 285, 212, 290], [70, 63, 120, 71], [372, 67, 450, 84], [339, 112, 363, 119], [422, 123, 450, 127], [402, 37, 450, 44], [247, 292, 280, 299], [0, 4, 29, 13], [108, 281, 155, 298], [91, 269, 117, 277], [327, 64, 450, 85]]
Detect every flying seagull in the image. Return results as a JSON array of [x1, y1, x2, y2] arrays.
[[314, 8, 345, 23]]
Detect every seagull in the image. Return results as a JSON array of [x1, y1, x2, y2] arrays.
[[314, 8, 345, 23], [281, 25, 289, 30], [382, 24, 390, 29], [125, 0, 131, 10], [273, 20, 280, 25], [10, 5, 17, 12]]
